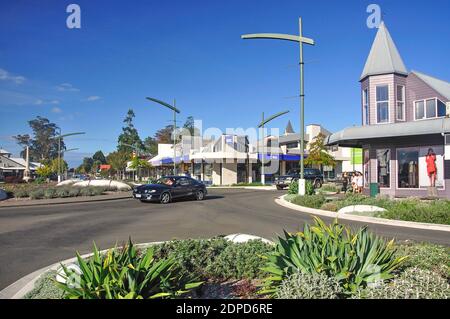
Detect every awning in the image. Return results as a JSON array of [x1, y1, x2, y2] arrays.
[[327, 117, 450, 147]]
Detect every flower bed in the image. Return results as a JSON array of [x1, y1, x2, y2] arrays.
[[287, 193, 450, 225], [23, 219, 449, 299]]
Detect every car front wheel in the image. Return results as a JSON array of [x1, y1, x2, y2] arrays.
[[195, 190, 205, 200], [160, 192, 171, 204], [314, 179, 322, 188]]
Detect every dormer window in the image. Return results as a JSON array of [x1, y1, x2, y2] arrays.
[[376, 85, 389, 123], [414, 98, 446, 120]]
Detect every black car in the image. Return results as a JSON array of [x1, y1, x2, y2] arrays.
[[274, 168, 324, 190], [133, 176, 207, 204]]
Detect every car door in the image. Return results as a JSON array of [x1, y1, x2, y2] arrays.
[[172, 177, 192, 198]]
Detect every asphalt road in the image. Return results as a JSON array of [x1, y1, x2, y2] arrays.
[[0, 189, 449, 290]]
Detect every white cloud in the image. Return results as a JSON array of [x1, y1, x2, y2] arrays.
[[34, 99, 60, 105], [84, 95, 101, 101], [57, 83, 79, 92], [51, 107, 62, 113], [0, 68, 26, 84]]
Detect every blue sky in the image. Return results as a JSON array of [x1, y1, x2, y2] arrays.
[[1, 0, 449, 167]]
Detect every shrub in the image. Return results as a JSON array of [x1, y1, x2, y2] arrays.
[[56, 239, 202, 299], [153, 238, 274, 281], [44, 188, 56, 199], [79, 187, 105, 196], [30, 189, 45, 200], [396, 242, 450, 278], [14, 189, 30, 198], [24, 271, 65, 299], [261, 217, 407, 295], [55, 187, 70, 198], [208, 240, 273, 280], [305, 180, 315, 195], [68, 187, 81, 197], [320, 202, 338, 212], [153, 237, 230, 279], [319, 183, 340, 193], [354, 267, 450, 299], [288, 180, 298, 195], [276, 272, 343, 299], [34, 177, 47, 184], [290, 194, 326, 209], [379, 199, 450, 225]]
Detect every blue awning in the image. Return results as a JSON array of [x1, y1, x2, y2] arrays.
[[257, 153, 306, 161]]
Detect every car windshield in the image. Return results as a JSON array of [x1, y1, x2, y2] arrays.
[[287, 169, 299, 175], [155, 177, 174, 186]]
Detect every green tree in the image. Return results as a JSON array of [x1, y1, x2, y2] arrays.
[[304, 133, 336, 168], [92, 150, 107, 164], [13, 116, 65, 162], [154, 125, 174, 144], [78, 157, 94, 174], [50, 158, 68, 174], [36, 165, 53, 179], [143, 136, 158, 156], [117, 109, 144, 154], [106, 151, 130, 179]]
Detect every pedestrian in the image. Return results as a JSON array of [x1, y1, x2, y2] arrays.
[[342, 172, 348, 193], [356, 172, 364, 193]]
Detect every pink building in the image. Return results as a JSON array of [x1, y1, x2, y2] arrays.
[[328, 22, 450, 198]]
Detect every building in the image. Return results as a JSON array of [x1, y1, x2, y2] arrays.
[[147, 123, 360, 185], [327, 22, 450, 197], [0, 148, 41, 182]]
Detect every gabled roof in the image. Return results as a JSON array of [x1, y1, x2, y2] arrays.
[[411, 70, 450, 101], [360, 22, 408, 80], [284, 120, 295, 134], [0, 148, 11, 155]]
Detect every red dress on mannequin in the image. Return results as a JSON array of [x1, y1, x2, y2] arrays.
[[426, 154, 436, 176]]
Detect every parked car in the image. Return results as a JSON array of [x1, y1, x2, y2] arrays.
[[133, 176, 207, 204], [274, 168, 324, 190]]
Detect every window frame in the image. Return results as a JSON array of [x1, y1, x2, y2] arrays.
[[376, 85, 390, 124], [363, 88, 369, 125], [414, 97, 446, 121], [396, 85, 405, 121]]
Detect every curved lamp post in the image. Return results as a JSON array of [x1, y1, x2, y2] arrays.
[[61, 148, 79, 178], [53, 131, 85, 182], [242, 17, 315, 195], [257, 110, 290, 185], [146, 97, 181, 175]]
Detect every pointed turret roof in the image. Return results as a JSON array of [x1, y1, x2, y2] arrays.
[[284, 120, 295, 134], [360, 22, 408, 80]]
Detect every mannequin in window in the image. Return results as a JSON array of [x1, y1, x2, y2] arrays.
[[426, 148, 437, 187]]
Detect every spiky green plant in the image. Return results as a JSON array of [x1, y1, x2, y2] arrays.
[[55, 239, 202, 299], [261, 217, 407, 295]]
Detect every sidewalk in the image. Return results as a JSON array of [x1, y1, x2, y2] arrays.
[[0, 192, 132, 208]]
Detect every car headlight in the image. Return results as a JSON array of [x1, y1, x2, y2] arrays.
[[144, 189, 157, 193]]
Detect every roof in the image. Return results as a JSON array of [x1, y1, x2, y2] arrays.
[[0, 149, 11, 155], [327, 117, 450, 147], [360, 22, 408, 80], [411, 71, 450, 101], [284, 121, 295, 134]]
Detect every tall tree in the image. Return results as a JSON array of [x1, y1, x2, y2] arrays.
[[117, 109, 144, 154], [78, 157, 94, 174], [304, 133, 336, 168], [143, 136, 158, 156], [182, 116, 200, 136], [13, 116, 65, 161], [154, 125, 174, 144], [92, 150, 107, 164]]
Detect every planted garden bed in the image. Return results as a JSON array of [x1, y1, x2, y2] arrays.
[[24, 218, 449, 299], [286, 193, 450, 225]]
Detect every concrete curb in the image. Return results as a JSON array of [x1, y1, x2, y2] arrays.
[[276, 194, 450, 233], [0, 193, 132, 209]]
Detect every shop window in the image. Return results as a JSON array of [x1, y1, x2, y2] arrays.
[[397, 148, 419, 188], [376, 149, 390, 187]]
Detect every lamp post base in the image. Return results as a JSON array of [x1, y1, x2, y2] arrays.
[[298, 178, 306, 196]]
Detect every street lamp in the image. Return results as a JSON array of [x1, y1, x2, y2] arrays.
[[61, 148, 79, 178], [242, 17, 315, 195], [146, 97, 181, 175], [257, 110, 290, 185], [53, 131, 85, 182]]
